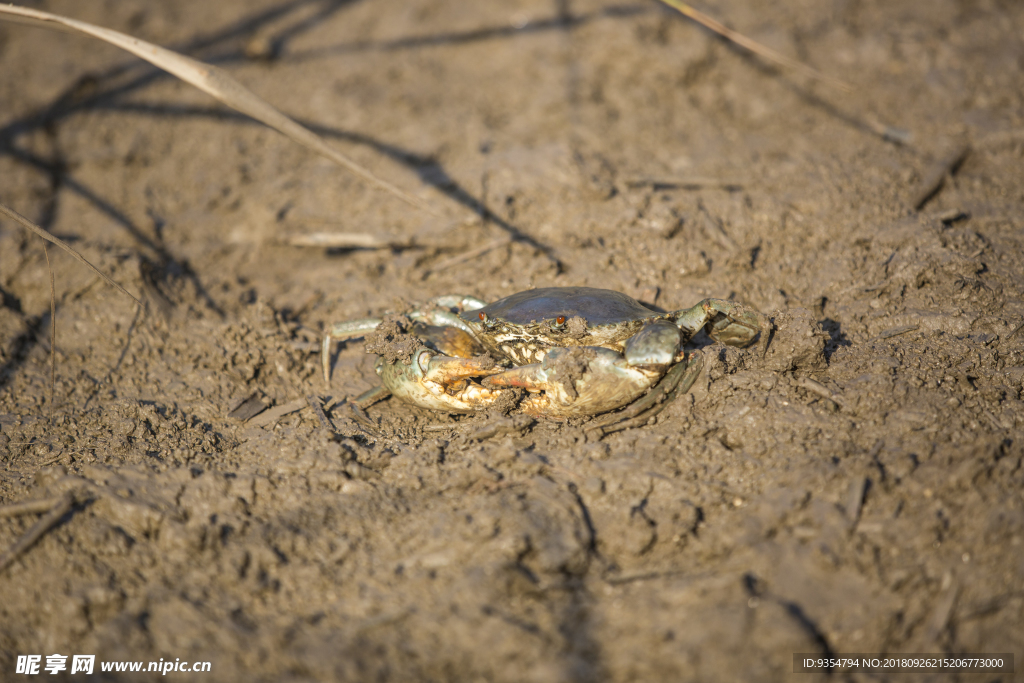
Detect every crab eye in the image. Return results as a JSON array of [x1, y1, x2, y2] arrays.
[[478, 312, 487, 321], [556, 316, 566, 325]]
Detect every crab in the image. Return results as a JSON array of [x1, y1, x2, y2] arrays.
[[323, 287, 761, 434]]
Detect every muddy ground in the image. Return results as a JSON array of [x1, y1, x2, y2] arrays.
[[1, 0, 1022, 680]]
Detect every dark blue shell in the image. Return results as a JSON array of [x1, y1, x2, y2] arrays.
[[459, 287, 657, 327]]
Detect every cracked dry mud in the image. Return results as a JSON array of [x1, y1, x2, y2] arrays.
[[1, 0, 1023, 680]]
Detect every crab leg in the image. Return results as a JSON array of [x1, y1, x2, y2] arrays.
[[354, 384, 391, 409], [409, 308, 477, 337], [427, 294, 488, 311], [586, 352, 703, 435], [408, 294, 487, 337], [327, 318, 383, 340], [672, 298, 761, 347], [322, 318, 383, 383]]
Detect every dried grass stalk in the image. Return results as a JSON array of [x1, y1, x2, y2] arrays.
[[0, 4, 434, 213]]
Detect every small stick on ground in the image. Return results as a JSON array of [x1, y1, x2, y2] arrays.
[[462, 415, 536, 442], [862, 115, 912, 145], [0, 497, 63, 518], [845, 477, 868, 532], [286, 233, 415, 249], [622, 176, 745, 190], [875, 324, 920, 341], [43, 244, 56, 426], [343, 399, 381, 437], [923, 576, 959, 645], [793, 377, 847, 409], [247, 397, 308, 428], [0, 492, 75, 574], [306, 395, 337, 433], [911, 144, 971, 210], [426, 237, 513, 275], [227, 393, 268, 421], [699, 204, 738, 251]]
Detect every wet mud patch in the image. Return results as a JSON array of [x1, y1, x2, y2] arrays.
[[1, 0, 1023, 680]]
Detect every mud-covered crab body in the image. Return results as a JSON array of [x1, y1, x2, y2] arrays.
[[324, 287, 761, 433], [458, 288, 664, 364]]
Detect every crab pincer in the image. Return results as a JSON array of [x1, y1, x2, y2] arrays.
[[376, 350, 506, 413]]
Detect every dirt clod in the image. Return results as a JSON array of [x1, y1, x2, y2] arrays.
[[546, 346, 592, 399], [565, 315, 589, 339], [487, 385, 524, 416], [363, 314, 421, 364], [762, 308, 829, 373]]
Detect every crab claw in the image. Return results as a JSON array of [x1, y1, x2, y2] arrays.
[[703, 301, 761, 347], [377, 349, 507, 413], [419, 353, 502, 383], [410, 322, 485, 359], [674, 299, 762, 348]]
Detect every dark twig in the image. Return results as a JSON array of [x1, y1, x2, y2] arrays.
[[911, 144, 970, 210], [306, 395, 336, 432], [623, 176, 745, 191], [0, 492, 75, 574], [43, 245, 56, 424], [247, 397, 307, 428], [343, 399, 381, 437], [0, 202, 142, 306]]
